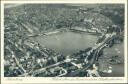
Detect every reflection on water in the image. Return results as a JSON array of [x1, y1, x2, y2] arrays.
[[35, 32, 98, 55]]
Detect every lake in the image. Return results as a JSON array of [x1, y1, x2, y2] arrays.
[[32, 31, 124, 77], [34, 31, 98, 55], [100, 42, 124, 77]]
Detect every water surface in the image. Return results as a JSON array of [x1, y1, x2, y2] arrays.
[[35, 32, 98, 55], [100, 42, 124, 77]]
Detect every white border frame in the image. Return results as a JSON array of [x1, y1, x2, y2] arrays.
[[1, 0, 127, 83]]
